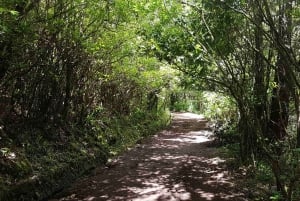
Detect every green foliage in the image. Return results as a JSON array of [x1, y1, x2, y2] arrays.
[[0, 108, 170, 200], [270, 192, 283, 201], [0, 0, 299, 200], [255, 162, 274, 183], [170, 90, 201, 113], [86, 106, 170, 155], [0, 0, 176, 127], [213, 120, 240, 145], [140, 1, 299, 199], [172, 101, 191, 112], [0, 0, 177, 199], [169, 86, 236, 120], [201, 92, 236, 121], [0, 147, 32, 179]]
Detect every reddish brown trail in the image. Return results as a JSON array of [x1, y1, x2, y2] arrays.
[[49, 113, 249, 201]]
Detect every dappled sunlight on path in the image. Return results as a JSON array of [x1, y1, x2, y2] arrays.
[[49, 113, 248, 201]]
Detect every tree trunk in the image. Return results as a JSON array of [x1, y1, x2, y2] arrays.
[[268, 0, 292, 141], [296, 94, 300, 147], [269, 67, 290, 141], [267, 1, 293, 199], [63, 63, 72, 120], [252, 0, 268, 136]]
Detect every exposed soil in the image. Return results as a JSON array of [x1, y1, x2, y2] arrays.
[[49, 113, 250, 201]]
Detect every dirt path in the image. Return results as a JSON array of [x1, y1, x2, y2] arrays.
[[49, 113, 249, 201]]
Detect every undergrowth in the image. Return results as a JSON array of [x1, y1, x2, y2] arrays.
[[215, 120, 300, 201], [0, 109, 170, 200]]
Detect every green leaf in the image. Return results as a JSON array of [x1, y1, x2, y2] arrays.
[[9, 10, 19, 16], [0, 7, 6, 13]]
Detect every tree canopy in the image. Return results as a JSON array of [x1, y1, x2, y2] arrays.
[[1, 0, 300, 200]]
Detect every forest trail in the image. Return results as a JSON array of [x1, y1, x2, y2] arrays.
[[49, 113, 248, 201]]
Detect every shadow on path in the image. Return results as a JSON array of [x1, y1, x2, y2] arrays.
[[49, 112, 248, 201]]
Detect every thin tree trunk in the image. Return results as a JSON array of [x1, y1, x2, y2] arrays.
[[296, 94, 300, 147], [252, 0, 267, 136]]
